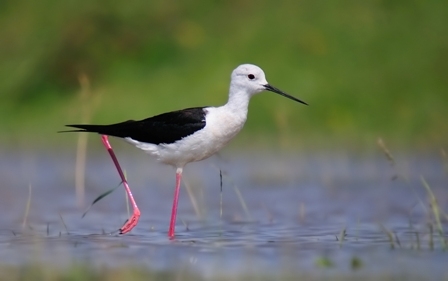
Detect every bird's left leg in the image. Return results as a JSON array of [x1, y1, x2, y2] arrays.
[[101, 135, 141, 234]]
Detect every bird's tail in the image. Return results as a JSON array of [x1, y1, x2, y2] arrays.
[[58, 124, 108, 134]]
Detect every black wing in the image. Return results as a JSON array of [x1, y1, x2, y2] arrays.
[[64, 107, 207, 145]]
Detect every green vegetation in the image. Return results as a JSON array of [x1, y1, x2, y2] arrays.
[[0, 264, 195, 281], [1, 0, 447, 149], [0, 263, 429, 281]]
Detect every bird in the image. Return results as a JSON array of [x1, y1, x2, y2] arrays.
[[63, 64, 307, 238]]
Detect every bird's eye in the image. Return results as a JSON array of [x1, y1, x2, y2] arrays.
[[248, 74, 255, 80]]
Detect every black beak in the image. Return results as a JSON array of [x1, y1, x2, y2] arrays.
[[264, 84, 308, 105]]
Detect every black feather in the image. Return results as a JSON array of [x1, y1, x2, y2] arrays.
[[63, 107, 207, 145]]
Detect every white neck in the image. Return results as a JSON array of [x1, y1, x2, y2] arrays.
[[222, 84, 251, 118]]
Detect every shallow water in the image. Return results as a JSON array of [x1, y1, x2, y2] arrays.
[[0, 147, 447, 278]]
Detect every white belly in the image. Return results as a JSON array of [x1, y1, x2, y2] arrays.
[[125, 107, 247, 168]]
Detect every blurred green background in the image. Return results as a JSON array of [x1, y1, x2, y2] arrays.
[[1, 0, 447, 150]]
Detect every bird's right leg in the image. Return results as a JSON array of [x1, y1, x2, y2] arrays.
[[101, 135, 141, 234], [168, 167, 183, 238]]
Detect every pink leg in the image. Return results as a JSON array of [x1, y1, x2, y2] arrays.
[[101, 135, 141, 234], [168, 168, 183, 238]]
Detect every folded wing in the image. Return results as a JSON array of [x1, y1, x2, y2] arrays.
[[64, 107, 207, 145]]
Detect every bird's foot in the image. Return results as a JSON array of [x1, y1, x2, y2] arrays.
[[119, 209, 141, 234]]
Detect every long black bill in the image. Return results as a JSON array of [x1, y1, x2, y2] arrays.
[[264, 84, 308, 105]]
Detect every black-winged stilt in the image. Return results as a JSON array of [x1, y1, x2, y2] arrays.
[[63, 64, 307, 238]]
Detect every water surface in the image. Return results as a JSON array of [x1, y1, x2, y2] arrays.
[[0, 148, 447, 278]]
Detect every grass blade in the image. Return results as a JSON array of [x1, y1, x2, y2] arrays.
[[421, 176, 447, 250], [22, 183, 32, 228], [82, 182, 122, 218], [220, 170, 223, 218]]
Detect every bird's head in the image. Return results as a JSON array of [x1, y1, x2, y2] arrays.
[[230, 64, 307, 105]]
